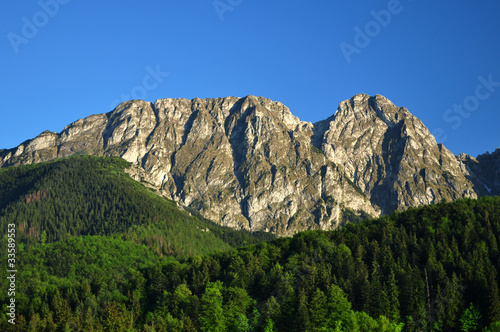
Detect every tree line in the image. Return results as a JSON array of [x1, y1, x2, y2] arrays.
[[1, 156, 500, 330]]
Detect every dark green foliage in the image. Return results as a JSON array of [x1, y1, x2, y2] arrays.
[[341, 208, 369, 225], [0, 155, 274, 256], [460, 303, 481, 331], [1, 156, 500, 330]]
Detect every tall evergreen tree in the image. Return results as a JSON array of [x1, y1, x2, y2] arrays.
[[488, 273, 500, 322], [199, 281, 226, 332]]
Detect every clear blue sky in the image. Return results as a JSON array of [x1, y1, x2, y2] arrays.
[[1, 1, 499, 157]]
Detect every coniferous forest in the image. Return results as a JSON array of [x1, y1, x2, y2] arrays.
[[1, 156, 500, 331]]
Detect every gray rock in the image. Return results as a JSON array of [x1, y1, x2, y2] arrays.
[[1, 94, 497, 235]]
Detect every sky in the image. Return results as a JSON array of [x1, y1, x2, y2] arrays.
[[1, 0, 499, 157]]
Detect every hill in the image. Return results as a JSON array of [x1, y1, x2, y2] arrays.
[[0, 155, 274, 256], [2, 195, 500, 330]]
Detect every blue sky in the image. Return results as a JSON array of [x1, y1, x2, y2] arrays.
[[1, 0, 499, 157]]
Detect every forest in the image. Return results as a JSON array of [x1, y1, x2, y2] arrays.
[[1, 156, 500, 331], [0, 155, 274, 256]]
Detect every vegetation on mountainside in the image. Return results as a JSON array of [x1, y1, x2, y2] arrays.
[[1, 171, 500, 331], [0, 155, 274, 257]]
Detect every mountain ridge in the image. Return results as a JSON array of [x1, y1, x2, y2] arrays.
[[1, 93, 498, 235], [0, 155, 275, 254]]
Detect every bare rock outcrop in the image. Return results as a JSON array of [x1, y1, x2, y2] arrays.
[[1, 94, 496, 235]]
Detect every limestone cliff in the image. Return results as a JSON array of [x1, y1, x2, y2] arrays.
[[1, 94, 497, 235], [315, 94, 478, 214]]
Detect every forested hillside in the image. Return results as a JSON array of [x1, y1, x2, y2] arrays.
[[0, 155, 274, 257], [4, 95, 498, 236], [2, 187, 500, 330]]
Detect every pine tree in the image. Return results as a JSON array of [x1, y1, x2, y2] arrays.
[[40, 230, 47, 245], [296, 288, 311, 332], [199, 281, 226, 332], [52, 290, 71, 328], [26, 313, 42, 332], [387, 269, 401, 321], [326, 284, 352, 327], [82, 307, 95, 332], [263, 318, 277, 332], [488, 273, 500, 322], [309, 288, 328, 330], [460, 303, 481, 332]]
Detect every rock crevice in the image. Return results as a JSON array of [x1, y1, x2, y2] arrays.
[[1, 94, 496, 235]]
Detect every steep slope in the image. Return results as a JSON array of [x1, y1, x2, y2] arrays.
[[0, 155, 274, 256], [0, 94, 496, 234], [315, 94, 478, 214], [0, 96, 374, 235], [458, 148, 500, 196]]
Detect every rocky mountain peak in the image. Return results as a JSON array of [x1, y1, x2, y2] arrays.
[[334, 93, 409, 128], [317, 94, 478, 214], [0, 94, 497, 235]]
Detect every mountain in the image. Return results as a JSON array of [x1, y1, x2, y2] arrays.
[[1, 94, 498, 235], [458, 148, 500, 196], [315, 94, 481, 214], [0, 155, 274, 255]]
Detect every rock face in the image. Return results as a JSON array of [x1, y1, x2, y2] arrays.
[[458, 148, 500, 197], [1, 94, 497, 235], [315, 94, 479, 214]]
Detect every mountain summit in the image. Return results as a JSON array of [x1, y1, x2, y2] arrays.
[[1, 94, 498, 235], [316, 93, 479, 214]]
